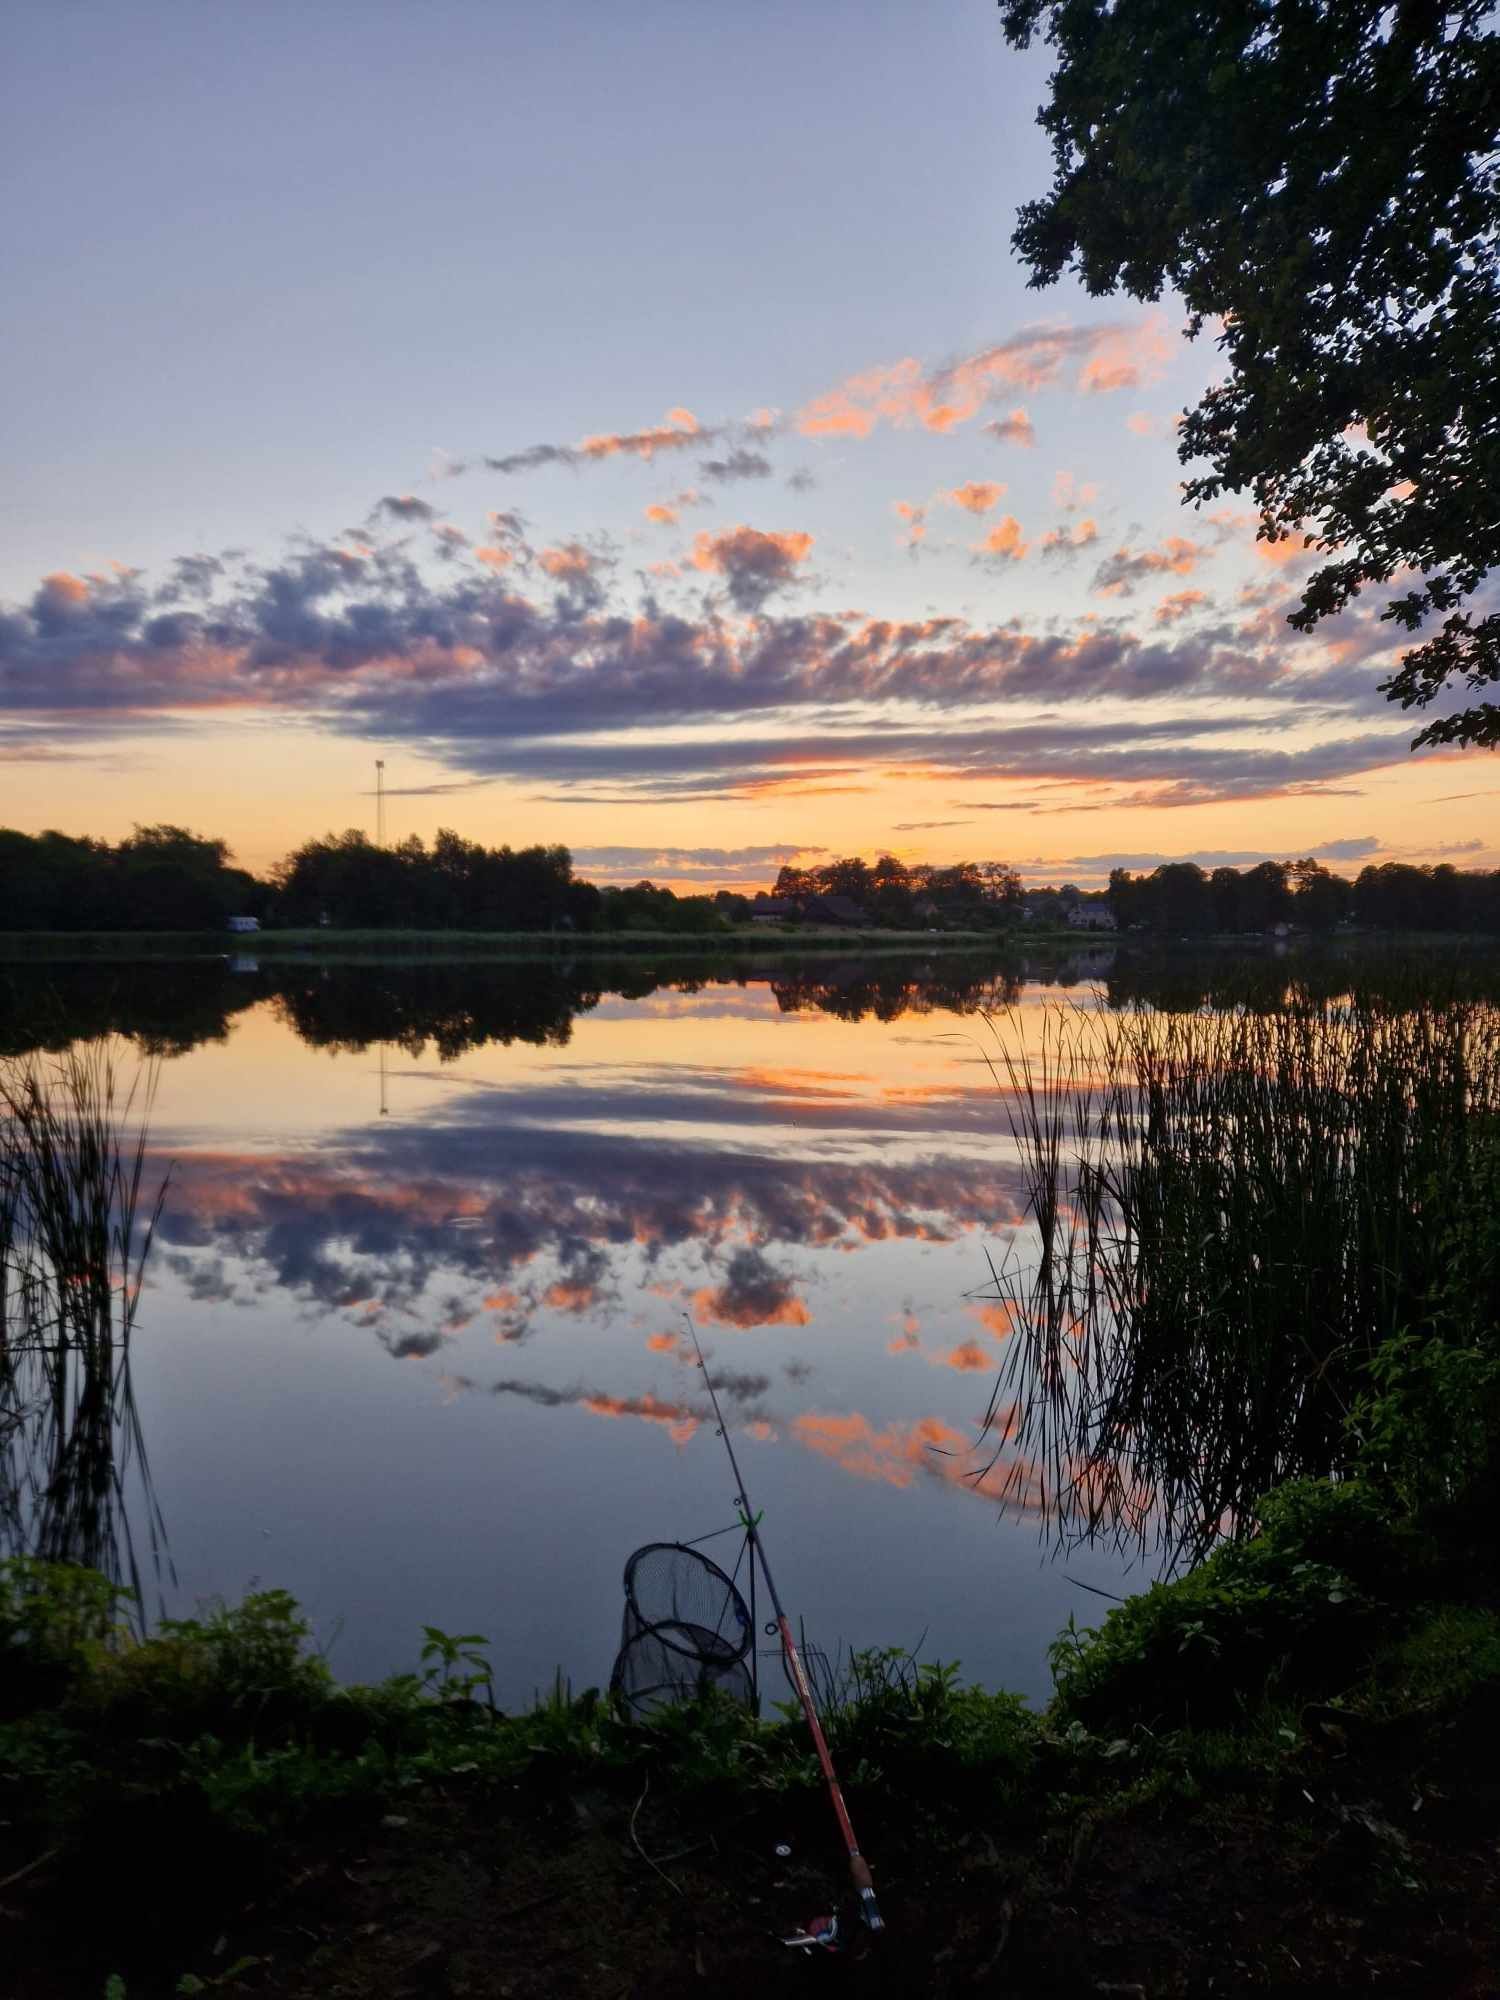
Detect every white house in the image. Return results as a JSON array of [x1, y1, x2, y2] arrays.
[[226, 915, 260, 934], [1066, 904, 1117, 931]]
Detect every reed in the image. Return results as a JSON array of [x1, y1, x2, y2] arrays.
[[980, 994, 1500, 1564], [0, 1043, 171, 1611]]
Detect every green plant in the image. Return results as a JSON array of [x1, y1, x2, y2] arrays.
[[419, 1624, 495, 1709], [1047, 1479, 1406, 1730], [984, 995, 1500, 1561]]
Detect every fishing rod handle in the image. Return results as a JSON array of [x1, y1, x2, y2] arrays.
[[848, 1852, 884, 1930]]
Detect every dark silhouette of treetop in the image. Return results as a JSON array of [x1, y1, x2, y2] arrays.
[[1000, 1, 1500, 745]]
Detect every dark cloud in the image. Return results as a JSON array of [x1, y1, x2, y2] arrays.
[[700, 448, 773, 484], [689, 525, 814, 610], [482, 443, 577, 476], [694, 1246, 808, 1329], [786, 468, 817, 493], [380, 1330, 449, 1359], [893, 819, 972, 831], [372, 496, 438, 523], [0, 517, 1443, 810], [1091, 538, 1212, 595], [981, 411, 1037, 448]]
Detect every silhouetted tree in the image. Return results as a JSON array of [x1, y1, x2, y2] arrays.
[[1001, 1, 1500, 746]]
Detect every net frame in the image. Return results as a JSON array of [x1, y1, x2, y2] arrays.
[[610, 1539, 757, 1717]]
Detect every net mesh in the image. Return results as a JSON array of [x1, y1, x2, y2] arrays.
[[610, 1542, 755, 1717]]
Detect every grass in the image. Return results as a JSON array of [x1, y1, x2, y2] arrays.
[[0, 1045, 172, 1615], [980, 992, 1500, 1563]]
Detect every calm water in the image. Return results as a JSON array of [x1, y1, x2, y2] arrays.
[[5, 942, 1459, 1705]]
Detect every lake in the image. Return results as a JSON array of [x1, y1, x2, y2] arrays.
[[2, 940, 1482, 1706]]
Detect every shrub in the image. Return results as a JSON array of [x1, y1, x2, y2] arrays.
[[1049, 1478, 1409, 1729]]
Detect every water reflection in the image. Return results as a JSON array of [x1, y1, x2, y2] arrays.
[[6, 945, 1498, 1697], [0, 1047, 172, 1620]]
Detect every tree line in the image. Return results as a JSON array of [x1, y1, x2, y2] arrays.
[[1107, 859, 1500, 936], [6, 824, 1500, 938], [772, 855, 1023, 922]]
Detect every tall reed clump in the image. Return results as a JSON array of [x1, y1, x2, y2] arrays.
[[0, 1043, 170, 1609], [980, 995, 1500, 1564]]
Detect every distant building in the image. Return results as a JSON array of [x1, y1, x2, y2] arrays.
[[802, 894, 867, 927], [226, 915, 260, 933], [749, 895, 799, 925], [1066, 904, 1117, 932]]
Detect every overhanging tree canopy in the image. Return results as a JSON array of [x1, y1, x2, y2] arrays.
[[1000, 0, 1500, 745]]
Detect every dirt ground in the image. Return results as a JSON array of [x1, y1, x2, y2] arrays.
[[8, 1696, 1498, 1998]]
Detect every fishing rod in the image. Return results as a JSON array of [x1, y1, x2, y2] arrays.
[[684, 1314, 884, 1936]]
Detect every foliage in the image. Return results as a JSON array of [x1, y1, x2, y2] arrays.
[[1001, 2, 1500, 746], [772, 854, 1024, 926], [1, 1045, 170, 1602], [1047, 1478, 1408, 1729], [272, 827, 594, 932], [988, 994, 1500, 1559], [0, 825, 263, 932]]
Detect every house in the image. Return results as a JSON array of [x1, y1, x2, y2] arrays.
[[749, 895, 799, 925], [226, 915, 260, 934], [802, 894, 867, 927], [1066, 904, 1117, 932]]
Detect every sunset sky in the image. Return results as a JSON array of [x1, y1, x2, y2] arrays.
[[4, 1, 1493, 893]]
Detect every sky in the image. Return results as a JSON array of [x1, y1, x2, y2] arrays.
[[3, 0, 1493, 892]]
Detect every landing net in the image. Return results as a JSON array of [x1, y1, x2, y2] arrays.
[[609, 1541, 755, 1717]]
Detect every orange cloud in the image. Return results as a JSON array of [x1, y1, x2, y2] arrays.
[[938, 1339, 991, 1372], [1078, 320, 1171, 394], [1039, 518, 1099, 557], [893, 500, 927, 548], [538, 543, 596, 580], [473, 544, 512, 570], [542, 1279, 599, 1313], [40, 571, 89, 607], [1154, 587, 1210, 625], [583, 1391, 698, 1447], [644, 503, 678, 526], [690, 1283, 810, 1330], [789, 1409, 1043, 1509], [983, 406, 1036, 447], [1052, 471, 1100, 511], [796, 319, 1168, 441], [888, 1306, 922, 1355], [1126, 412, 1154, 436], [792, 1410, 965, 1488], [978, 516, 1028, 560], [579, 409, 701, 461], [1255, 533, 1315, 567], [646, 1331, 682, 1353], [1092, 535, 1209, 594], [968, 1301, 1016, 1341], [948, 481, 1005, 516]]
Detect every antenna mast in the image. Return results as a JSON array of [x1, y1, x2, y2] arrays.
[[375, 759, 386, 847]]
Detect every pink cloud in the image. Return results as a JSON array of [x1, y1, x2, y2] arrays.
[[797, 318, 1169, 441]]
